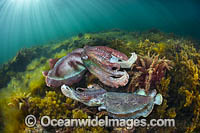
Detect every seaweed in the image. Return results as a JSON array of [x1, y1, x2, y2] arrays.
[[128, 54, 173, 93], [0, 29, 200, 132]]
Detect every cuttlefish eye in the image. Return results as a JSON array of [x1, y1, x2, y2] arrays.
[[76, 88, 85, 92], [112, 67, 118, 70], [88, 84, 94, 88]]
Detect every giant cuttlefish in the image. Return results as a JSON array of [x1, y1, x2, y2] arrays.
[[61, 84, 162, 119]]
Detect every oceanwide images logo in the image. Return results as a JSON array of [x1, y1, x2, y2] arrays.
[[25, 115, 175, 129]]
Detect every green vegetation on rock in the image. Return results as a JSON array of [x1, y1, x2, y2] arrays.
[[0, 29, 200, 132]]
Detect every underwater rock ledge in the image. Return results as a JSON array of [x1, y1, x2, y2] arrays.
[[0, 29, 200, 132]]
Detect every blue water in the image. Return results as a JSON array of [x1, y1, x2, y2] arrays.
[[0, 0, 200, 64]]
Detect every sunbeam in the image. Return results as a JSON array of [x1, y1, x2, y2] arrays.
[[0, 0, 200, 64]]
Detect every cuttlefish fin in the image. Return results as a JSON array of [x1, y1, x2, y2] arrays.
[[49, 58, 59, 69], [143, 93, 163, 117], [142, 104, 154, 117]]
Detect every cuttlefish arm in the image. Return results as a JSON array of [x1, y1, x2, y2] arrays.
[[83, 58, 129, 88], [110, 52, 137, 68], [81, 46, 132, 88], [61, 84, 106, 106], [61, 84, 80, 101]]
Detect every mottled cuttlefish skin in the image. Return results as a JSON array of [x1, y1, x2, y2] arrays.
[[81, 46, 137, 88], [98, 89, 163, 119], [43, 48, 86, 87], [43, 46, 137, 88], [61, 84, 106, 106], [61, 84, 162, 119]]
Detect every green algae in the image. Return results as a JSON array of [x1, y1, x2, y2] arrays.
[[0, 29, 200, 132]]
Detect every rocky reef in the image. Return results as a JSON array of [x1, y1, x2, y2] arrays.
[[0, 29, 200, 132]]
